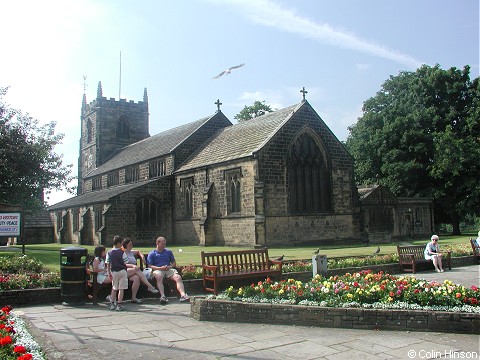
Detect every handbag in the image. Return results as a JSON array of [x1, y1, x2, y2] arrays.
[[142, 267, 152, 280]]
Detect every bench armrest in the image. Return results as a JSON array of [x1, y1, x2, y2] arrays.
[[398, 253, 415, 262], [269, 259, 283, 272]]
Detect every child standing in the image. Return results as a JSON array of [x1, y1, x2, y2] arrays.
[[106, 235, 129, 311]]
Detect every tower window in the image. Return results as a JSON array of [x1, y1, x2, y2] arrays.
[[116, 116, 130, 139], [287, 132, 332, 212], [87, 119, 93, 143]]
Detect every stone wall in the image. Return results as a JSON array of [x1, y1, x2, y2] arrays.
[[191, 298, 480, 334]]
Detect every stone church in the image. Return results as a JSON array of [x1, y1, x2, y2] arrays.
[[49, 83, 434, 246]]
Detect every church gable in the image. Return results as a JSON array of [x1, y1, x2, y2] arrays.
[[359, 185, 398, 205]]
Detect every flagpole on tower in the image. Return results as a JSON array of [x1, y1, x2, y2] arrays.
[[119, 51, 122, 99]]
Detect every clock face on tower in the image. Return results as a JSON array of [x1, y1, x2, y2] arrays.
[[87, 154, 93, 168]]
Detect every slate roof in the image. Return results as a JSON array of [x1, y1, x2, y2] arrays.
[[176, 103, 302, 172], [358, 185, 378, 200], [86, 115, 219, 178], [25, 209, 53, 228], [48, 179, 159, 210]]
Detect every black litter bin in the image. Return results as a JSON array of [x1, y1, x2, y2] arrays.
[[60, 246, 88, 305]]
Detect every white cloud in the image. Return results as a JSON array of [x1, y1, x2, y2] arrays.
[[223, 0, 423, 69]]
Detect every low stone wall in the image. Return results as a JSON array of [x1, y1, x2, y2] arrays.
[[0, 288, 62, 306], [190, 298, 480, 335]]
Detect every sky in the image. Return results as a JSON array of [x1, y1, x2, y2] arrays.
[[1, 0, 478, 206]]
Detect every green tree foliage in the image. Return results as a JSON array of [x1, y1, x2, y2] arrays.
[[346, 65, 480, 234], [234, 100, 274, 122], [0, 87, 74, 210]]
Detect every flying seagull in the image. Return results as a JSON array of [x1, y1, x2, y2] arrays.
[[212, 63, 245, 79], [313, 248, 320, 255], [374, 247, 380, 255]]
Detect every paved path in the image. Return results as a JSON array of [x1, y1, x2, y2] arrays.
[[16, 265, 480, 360]]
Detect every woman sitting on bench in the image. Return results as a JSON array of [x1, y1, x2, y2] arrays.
[[424, 235, 444, 273]]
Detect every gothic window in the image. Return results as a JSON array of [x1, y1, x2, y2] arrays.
[[135, 197, 161, 228], [86, 119, 93, 143], [180, 177, 194, 217], [287, 132, 332, 213], [56, 212, 62, 230], [94, 206, 103, 231], [72, 209, 79, 232], [125, 166, 139, 184], [107, 171, 119, 187], [116, 116, 130, 139], [92, 176, 102, 190], [149, 160, 166, 178], [225, 169, 241, 214]]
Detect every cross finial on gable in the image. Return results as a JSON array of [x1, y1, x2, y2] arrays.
[[215, 99, 222, 112], [300, 87, 308, 101]]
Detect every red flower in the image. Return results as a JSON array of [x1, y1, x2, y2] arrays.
[[17, 354, 33, 360], [389, 291, 395, 297], [1, 306, 12, 314], [0, 335, 13, 345], [14, 345, 27, 353]]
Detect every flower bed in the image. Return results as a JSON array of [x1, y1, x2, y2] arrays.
[[218, 270, 480, 311], [0, 305, 45, 360], [192, 269, 480, 334]]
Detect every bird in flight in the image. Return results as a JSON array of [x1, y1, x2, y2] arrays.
[[313, 248, 320, 255], [212, 63, 245, 79], [374, 246, 380, 255]]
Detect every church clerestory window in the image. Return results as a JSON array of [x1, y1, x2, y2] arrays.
[[116, 116, 130, 139], [287, 132, 332, 213], [125, 166, 139, 184], [149, 160, 166, 178], [225, 168, 241, 214], [135, 197, 161, 228]]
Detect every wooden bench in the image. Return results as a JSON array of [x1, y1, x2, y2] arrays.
[[86, 254, 181, 304], [201, 248, 283, 295], [470, 238, 480, 264], [397, 245, 451, 274]]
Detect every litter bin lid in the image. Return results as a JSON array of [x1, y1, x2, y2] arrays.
[[60, 246, 88, 255]]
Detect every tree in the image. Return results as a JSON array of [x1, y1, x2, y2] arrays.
[[234, 100, 274, 122], [345, 65, 480, 235], [0, 87, 75, 211]]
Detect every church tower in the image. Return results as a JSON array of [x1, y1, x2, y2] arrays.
[[77, 82, 150, 194]]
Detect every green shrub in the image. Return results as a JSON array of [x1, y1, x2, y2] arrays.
[[0, 255, 45, 273], [0, 254, 60, 290]]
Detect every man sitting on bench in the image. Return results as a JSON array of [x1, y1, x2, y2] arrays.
[[147, 236, 189, 304]]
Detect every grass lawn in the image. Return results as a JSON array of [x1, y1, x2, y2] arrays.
[[1, 233, 475, 272]]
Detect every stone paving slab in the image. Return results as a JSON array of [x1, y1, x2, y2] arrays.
[[15, 265, 480, 359]]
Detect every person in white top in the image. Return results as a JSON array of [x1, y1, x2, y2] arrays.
[[122, 238, 159, 303], [424, 234, 444, 272], [92, 246, 111, 285]]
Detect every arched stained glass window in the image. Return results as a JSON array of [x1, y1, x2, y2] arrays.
[[287, 132, 332, 212]]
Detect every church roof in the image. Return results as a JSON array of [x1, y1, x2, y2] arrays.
[[48, 179, 159, 210], [86, 114, 221, 178], [25, 209, 53, 228], [176, 103, 302, 172]]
